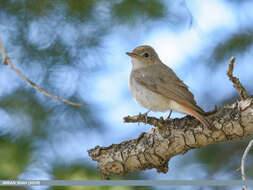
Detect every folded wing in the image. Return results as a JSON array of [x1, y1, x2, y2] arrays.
[[132, 63, 205, 115]]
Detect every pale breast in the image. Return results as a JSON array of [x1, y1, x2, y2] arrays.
[[129, 76, 188, 114], [129, 77, 170, 111]]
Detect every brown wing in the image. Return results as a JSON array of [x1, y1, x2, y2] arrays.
[[132, 64, 205, 114]]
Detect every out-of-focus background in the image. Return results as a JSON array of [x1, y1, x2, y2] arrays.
[[0, 0, 253, 190]]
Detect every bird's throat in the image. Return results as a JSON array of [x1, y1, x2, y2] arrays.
[[131, 58, 146, 70]]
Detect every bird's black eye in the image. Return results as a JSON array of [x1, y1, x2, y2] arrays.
[[143, 53, 149, 58]]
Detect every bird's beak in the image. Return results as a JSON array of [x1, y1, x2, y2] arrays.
[[126, 52, 138, 58]]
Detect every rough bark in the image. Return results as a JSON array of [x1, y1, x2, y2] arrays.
[[88, 97, 253, 176]]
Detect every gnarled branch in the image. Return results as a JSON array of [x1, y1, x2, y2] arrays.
[[88, 98, 253, 176]]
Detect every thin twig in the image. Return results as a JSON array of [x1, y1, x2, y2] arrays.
[[0, 37, 85, 106], [0, 37, 8, 65], [227, 57, 249, 100], [241, 139, 253, 190]]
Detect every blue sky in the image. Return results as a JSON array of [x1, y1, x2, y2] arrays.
[[1, 0, 253, 187]]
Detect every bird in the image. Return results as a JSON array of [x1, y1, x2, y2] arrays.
[[126, 45, 211, 128]]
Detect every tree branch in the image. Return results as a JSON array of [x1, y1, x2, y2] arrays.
[[88, 57, 253, 177], [0, 37, 85, 106], [241, 139, 253, 190], [227, 57, 249, 100], [88, 98, 253, 176]]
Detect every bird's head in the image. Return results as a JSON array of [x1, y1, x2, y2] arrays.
[[126, 45, 161, 69]]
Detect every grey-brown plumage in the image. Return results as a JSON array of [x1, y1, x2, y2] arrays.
[[126, 45, 210, 128]]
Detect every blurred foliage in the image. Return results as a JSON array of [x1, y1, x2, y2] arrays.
[[52, 164, 152, 190], [213, 29, 253, 62], [195, 140, 244, 175], [0, 138, 32, 179], [0, 89, 50, 137], [111, 0, 166, 25], [65, 0, 96, 21], [0, 0, 253, 189], [0, 0, 168, 187]]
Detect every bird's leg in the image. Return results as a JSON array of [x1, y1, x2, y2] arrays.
[[166, 110, 173, 120], [144, 110, 150, 123], [205, 105, 218, 116]]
